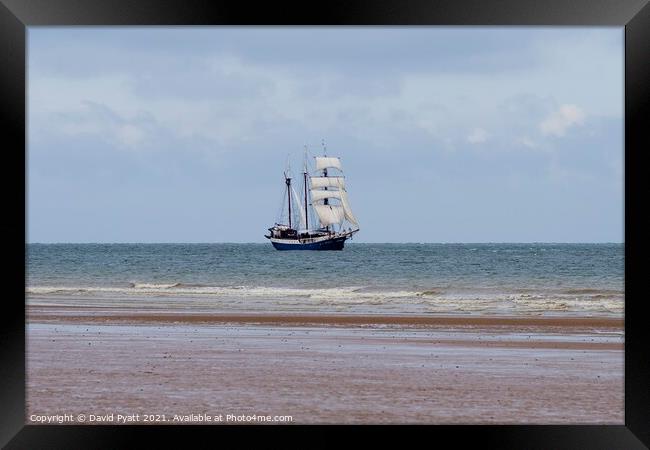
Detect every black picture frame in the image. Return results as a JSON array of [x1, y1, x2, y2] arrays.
[[2, 0, 648, 447]]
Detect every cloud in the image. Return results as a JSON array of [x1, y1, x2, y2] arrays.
[[539, 104, 586, 137], [467, 128, 488, 144], [53, 101, 156, 151], [513, 136, 538, 149]]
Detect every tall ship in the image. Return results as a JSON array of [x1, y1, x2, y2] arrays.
[[265, 149, 359, 250]]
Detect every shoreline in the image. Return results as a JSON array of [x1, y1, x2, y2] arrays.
[[28, 305, 624, 328]]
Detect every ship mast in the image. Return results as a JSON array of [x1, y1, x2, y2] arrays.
[[303, 175, 308, 231], [285, 175, 292, 229], [322, 140, 329, 232]]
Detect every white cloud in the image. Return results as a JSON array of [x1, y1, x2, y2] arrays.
[[515, 136, 538, 149], [30, 40, 606, 158], [45, 101, 156, 152], [467, 128, 488, 144], [539, 104, 586, 137]]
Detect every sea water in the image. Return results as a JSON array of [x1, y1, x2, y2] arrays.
[[26, 243, 623, 316]]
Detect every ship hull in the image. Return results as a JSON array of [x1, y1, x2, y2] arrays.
[[270, 236, 347, 251]]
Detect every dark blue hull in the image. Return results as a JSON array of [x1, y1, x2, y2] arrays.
[[271, 236, 347, 250]]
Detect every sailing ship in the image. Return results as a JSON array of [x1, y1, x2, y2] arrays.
[[265, 150, 359, 250]]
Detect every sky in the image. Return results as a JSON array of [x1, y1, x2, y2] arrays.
[[27, 27, 624, 243]]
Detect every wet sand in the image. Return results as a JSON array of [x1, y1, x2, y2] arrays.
[[26, 305, 624, 424]]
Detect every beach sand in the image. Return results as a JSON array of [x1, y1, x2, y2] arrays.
[[26, 305, 624, 424]]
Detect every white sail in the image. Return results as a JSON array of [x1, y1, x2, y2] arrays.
[[291, 185, 306, 229], [310, 189, 342, 203], [315, 157, 342, 171], [313, 204, 345, 227], [339, 190, 359, 227], [309, 176, 346, 189]]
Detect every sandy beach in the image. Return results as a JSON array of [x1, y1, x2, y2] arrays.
[[26, 304, 623, 424]]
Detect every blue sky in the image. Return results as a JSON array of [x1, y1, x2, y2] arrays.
[[27, 27, 623, 243]]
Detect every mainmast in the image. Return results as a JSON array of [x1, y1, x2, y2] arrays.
[[303, 147, 309, 232], [285, 175, 292, 229], [322, 140, 329, 232], [323, 168, 329, 232], [303, 173, 308, 231]]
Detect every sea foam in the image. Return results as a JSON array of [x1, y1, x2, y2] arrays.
[[26, 284, 623, 314]]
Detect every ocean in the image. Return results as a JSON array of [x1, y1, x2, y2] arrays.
[[26, 243, 624, 316]]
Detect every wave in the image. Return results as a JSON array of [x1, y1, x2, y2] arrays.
[[26, 284, 624, 298], [417, 289, 443, 297], [26, 283, 624, 314], [561, 288, 622, 296], [26, 284, 420, 300], [129, 282, 181, 289]]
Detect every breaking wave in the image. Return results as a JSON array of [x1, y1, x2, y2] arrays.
[[26, 284, 419, 300], [129, 282, 181, 289], [26, 283, 624, 314]]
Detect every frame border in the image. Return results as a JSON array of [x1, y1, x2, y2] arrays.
[[3, 0, 648, 447]]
